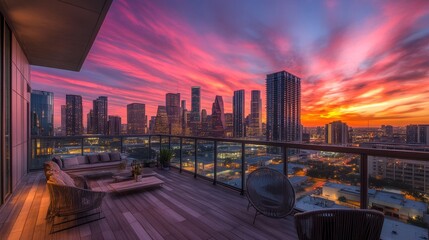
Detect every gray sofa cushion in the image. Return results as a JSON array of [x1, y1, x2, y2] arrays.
[[99, 153, 111, 162], [88, 154, 100, 164], [76, 155, 88, 164], [63, 157, 79, 168], [109, 152, 121, 162], [63, 161, 120, 170]]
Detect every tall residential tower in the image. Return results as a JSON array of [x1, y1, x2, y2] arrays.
[[233, 90, 245, 138], [266, 70, 301, 142], [30, 90, 54, 136], [127, 103, 146, 134], [65, 95, 83, 136]]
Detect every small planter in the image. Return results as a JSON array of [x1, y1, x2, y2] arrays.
[[135, 174, 142, 182]]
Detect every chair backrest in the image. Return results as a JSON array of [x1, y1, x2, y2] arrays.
[[294, 209, 384, 240], [246, 167, 295, 218]]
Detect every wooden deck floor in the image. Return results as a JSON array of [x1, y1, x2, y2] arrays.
[[0, 169, 298, 240]]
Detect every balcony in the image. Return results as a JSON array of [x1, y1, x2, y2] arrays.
[[13, 134, 429, 239]]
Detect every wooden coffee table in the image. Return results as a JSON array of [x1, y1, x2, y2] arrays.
[[108, 176, 164, 193]]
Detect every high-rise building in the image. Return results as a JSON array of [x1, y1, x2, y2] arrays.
[[381, 125, 394, 137], [31, 90, 54, 136], [127, 103, 146, 134], [325, 121, 349, 145], [149, 116, 156, 134], [108, 115, 121, 135], [166, 93, 181, 134], [211, 96, 226, 138], [87, 109, 94, 134], [266, 70, 301, 142], [233, 90, 245, 138], [93, 96, 108, 134], [225, 113, 233, 137], [65, 95, 83, 136], [406, 125, 429, 145], [191, 86, 201, 122], [249, 90, 262, 136], [154, 106, 169, 134], [61, 105, 66, 136]]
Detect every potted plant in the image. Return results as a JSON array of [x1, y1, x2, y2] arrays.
[[131, 160, 143, 181], [159, 149, 173, 170]]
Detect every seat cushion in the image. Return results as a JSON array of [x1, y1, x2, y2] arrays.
[[63, 157, 79, 168], [47, 172, 66, 186], [109, 152, 121, 162], [99, 153, 111, 162], [46, 161, 61, 172], [58, 171, 76, 186], [76, 155, 88, 164], [88, 154, 100, 164]]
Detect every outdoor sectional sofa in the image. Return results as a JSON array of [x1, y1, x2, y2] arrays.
[[52, 152, 125, 176]]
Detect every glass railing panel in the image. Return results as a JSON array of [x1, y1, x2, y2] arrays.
[[245, 144, 283, 178], [150, 135, 161, 157], [368, 156, 428, 239], [289, 149, 361, 212], [170, 137, 181, 168], [123, 136, 155, 166], [161, 136, 170, 150], [31, 137, 82, 170], [216, 141, 242, 189], [182, 138, 195, 172], [196, 140, 215, 179], [82, 136, 121, 154]]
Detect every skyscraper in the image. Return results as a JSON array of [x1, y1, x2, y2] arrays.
[[93, 96, 108, 134], [249, 90, 262, 136], [224, 113, 233, 137], [108, 115, 121, 135], [87, 109, 94, 134], [65, 95, 83, 136], [325, 121, 349, 145], [127, 103, 146, 134], [166, 93, 181, 134], [31, 90, 54, 136], [211, 95, 226, 137], [266, 70, 301, 142], [233, 90, 245, 138], [61, 105, 66, 136], [154, 106, 169, 134], [191, 86, 201, 122]]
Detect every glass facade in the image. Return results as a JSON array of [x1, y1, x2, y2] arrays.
[[31, 90, 54, 136]]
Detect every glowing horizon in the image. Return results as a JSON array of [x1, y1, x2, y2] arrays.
[[31, 0, 429, 128]]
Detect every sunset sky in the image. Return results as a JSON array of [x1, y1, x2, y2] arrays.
[[31, 0, 429, 127]]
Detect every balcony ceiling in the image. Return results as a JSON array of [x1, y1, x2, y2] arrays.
[[0, 0, 112, 71]]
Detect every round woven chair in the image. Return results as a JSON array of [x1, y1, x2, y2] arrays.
[[246, 167, 296, 224]]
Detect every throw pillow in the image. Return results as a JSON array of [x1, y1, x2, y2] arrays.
[[46, 161, 61, 171], [47, 172, 66, 186], [76, 155, 88, 164], [99, 153, 111, 162], [63, 157, 79, 168], [88, 154, 100, 164], [109, 152, 121, 161], [52, 156, 63, 168], [58, 171, 76, 187]]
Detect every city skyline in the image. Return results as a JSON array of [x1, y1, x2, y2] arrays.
[[30, 0, 429, 127]]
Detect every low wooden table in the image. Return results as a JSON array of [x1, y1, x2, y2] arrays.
[[108, 176, 164, 193]]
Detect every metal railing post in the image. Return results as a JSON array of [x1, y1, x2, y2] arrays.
[[194, 138, 197, 178], [283, 146, 288, 176], [241, 142, 245, 195], [213, 141, 217, 185], [159, 135, 162, 150], [360, 153, 368, 209], [179, 137, 182, 173], [168, 136, 171, 150]]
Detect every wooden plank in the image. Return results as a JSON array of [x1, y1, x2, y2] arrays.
[[109, 177, 164, 193]]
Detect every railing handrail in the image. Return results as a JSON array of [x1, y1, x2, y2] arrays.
[[31, 134, 429, 161]]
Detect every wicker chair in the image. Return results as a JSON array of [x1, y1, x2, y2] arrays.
[[246, 167, 296, 224], [44, 161, 106, 233], [294, 209, 384, 240]]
